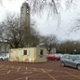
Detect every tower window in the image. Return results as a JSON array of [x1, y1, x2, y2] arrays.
[[27, 9, 29, 13]]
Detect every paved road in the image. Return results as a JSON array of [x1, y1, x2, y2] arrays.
[[0, 61, 80, 80]]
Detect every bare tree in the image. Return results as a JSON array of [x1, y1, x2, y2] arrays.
[[30, 26, 40, 47], [21, 23, 40, 47], [27, 0, 74, 16], [57, 40, 80, 54], [0, 0, 73, 14], [40, 34, 58, 53], [0, 13, 40, 48], [0, 14, 22, 48], [71, 17, 80, 32]]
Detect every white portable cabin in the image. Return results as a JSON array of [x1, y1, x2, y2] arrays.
[[9, 47, 47, 63]]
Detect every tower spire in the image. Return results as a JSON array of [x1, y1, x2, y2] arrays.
[[20, 2, 30, 28]]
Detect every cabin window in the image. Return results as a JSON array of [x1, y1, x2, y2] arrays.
[[40, 50, 43, 56], [24, 50, 27, 55]]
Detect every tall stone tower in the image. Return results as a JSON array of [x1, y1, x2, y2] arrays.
[[20, 2, 30, 30], [20, 2, 31, 47]]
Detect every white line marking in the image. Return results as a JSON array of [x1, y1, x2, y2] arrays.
[[26, 67, 27, 70], [12, 66, 14, 68], [17, 67, 20, 72], [65, 71, 80, 79], [6, 65, 9, 67], [26, 77, 28, 80], [33, 68, 36, 71], [42, 69, 57, 80], [0, 65, 3, 67], [7, 70, 10, 74]]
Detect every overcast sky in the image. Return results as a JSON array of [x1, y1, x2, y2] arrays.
[[0, 0, 80, 41]]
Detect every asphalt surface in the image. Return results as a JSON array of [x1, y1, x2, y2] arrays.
[[0, 61, 80, 80]]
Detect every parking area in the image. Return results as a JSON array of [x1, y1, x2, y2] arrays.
[[0, 61, 80, 80]]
